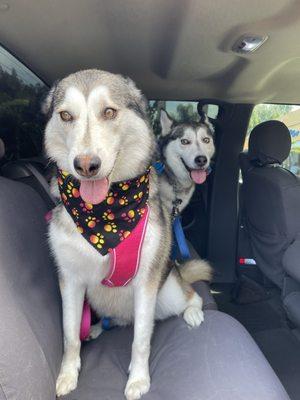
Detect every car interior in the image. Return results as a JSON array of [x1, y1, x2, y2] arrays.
[[1, 1, 300, 399]]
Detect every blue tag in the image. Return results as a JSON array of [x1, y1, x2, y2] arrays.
[[153, 161, 165, 175], [102, 317, 113, 331]]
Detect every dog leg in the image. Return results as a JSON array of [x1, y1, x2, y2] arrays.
[[56, 280, 85, 397], [124, 284, 158, 400]]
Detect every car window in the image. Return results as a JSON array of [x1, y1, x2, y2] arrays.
[[244, 103, 300, 177], [0, 46, 47, 162], [149, 101, 199, 136]]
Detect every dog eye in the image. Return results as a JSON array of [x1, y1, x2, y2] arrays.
[[181, 139, 190, 145], [202, 137, 210, 144], [60, 111, 73, 122], [103, 107, 117, 120]]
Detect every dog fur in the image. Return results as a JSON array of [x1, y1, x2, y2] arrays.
[[44, 70, 207, 400], [158, 109, 215, 215]]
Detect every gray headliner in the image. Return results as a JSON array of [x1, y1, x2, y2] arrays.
[[0, 0, 300, 104]]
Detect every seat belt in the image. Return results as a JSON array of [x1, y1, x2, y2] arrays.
[[23, 162, 58, 208]]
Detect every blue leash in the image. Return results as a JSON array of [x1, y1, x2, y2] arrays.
[[154, 161, 191, 261], [172, 215, 191, 260]]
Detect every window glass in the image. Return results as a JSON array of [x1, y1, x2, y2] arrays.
[[0, 46, 47, 162], [245, 104, 300, 177], [149, 101, 199, 136]]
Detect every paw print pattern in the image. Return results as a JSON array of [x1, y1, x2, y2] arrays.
[[57, 167, 150, 255], [136, 174, 148, 188], [85, 216, 98, 228], [137, 207, 146, 217], [121, 210, 135, 223], [118, 196, 128, 206], [66, 181, 80, 198], [72, 208, 79, 219], [104, 222, 118, 233], [106, 191, 118, 205], [76, 222, 84, 234], [90, 233, 105, 249], [119, 229, 131, 241], [119, 182, 130, 191], [102, 209, 115, 221], [133, 191, 144, 203], [80, 202, 93, 213]]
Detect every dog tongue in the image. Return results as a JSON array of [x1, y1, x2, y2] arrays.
[[79, 178, 109, 205], [191, 170, 207, 184]]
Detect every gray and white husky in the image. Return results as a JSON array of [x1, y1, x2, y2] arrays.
[[44, 70, 211, 400], [158, 110, 215, 215]]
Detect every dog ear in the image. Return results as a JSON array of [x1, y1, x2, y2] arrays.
[[160, 109, 173, 136], [199, 110, 215, 135], [41, 80, 59, 117]]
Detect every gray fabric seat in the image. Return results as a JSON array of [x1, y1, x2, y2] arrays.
[[240, 121, 300, 288], [0, 177, 290, 400], [240, 120, 300, 327]]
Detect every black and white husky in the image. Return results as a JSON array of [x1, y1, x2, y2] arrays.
[[158, 110, 215, 215], [44, 70, 211, 400]]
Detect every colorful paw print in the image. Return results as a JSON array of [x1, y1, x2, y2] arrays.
[[119, 195, 128, 206], [104, 221, 118, 233], [137, 207, 146, 217], [119, 182, 130, 191], [61, 192, 68, 204], [136, 174, 147, 187], [71, 208, 79, 219], [85, 216, 98, 228], [133, 191, 144, 203], [79, 202, 93, 213], [118, 229, 131, 241], [102, 209, 115, 221], [106, 191, 118, 205], [121, 209, 135, 223], [66, 181, 80, 198], [90, 233, 105, 249], [76, 222, 84, 234]]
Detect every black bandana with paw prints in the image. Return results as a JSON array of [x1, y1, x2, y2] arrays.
[[57, 168, 150, 256]]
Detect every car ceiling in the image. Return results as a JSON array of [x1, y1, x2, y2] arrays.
[[0, 0, 300, 104]]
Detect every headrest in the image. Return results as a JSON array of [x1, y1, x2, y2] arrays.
[[0, 138, 5, 160], [248, 120, 291, 165]]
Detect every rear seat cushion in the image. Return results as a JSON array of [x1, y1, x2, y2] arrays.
[[64, 311, 289, 400], [0, 177, 62, 400]]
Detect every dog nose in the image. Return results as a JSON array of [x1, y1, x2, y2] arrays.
[[194, 155, 207, 167], [73, 155, 101, 178]]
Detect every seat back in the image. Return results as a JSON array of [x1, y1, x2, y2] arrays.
[[240, 121, 300, 288], [0, 177, 62, 400]]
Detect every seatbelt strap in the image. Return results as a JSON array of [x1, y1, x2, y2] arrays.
[[23, 162, 58, 208]]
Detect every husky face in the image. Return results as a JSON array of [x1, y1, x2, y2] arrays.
[[159, 110, 215, 185], [43, 70, 154, 199]]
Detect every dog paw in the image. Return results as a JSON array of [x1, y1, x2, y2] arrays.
[[183, 306, 204, 327], [124, 377, 150, 400], [56, 370, 79, 397], [85, 323, 103, 341]]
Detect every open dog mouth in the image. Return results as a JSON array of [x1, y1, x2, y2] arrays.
[[180, 158, 208, 184]]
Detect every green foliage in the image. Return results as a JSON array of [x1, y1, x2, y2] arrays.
[[148, 101, 199, 136], [169, 103, 199, 124], [0, 67, 47, 160], [248, 104, 293, 132]]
